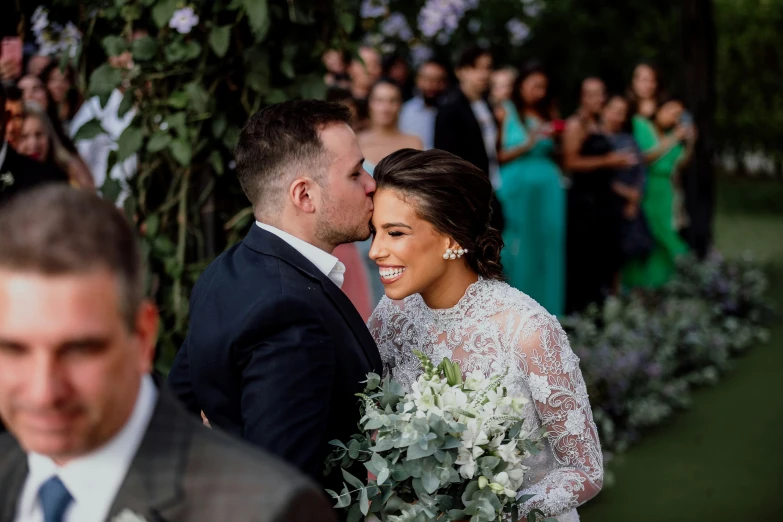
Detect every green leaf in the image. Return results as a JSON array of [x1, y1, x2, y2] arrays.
[[333, 484, 352, 509], [100, 177, 122, 203], [359, 487, 369, 516], [298, 73, 326, 100], [346, 504, 362, 522], [280, 60, 295, 79], [375, 467, 390, 485], [118, 90, 135, 119], [88, 64, 123, 99], [242, 0, 270, 40], [151, 0, 178, 28], [166, 112, 188, 138], [102, 35, 127, 57], [209, 25, 231, 57], [406, 442, 435, 460], [184, 41, 202, 61], [422, 470, 439, 494], [341, 469, 364, 490], [131, 36, 158, 61], [72, 118, 106, 141], [153, 236, 176, 256], [211, 115, 227, 139], [117, 125, 143, 163], [147, 132, 172, 153], [222, 125, 240, 150], [169, 139, 192, 166], [185, 83, 208, 113], [168, 90, 189, 109], [328, 440, 348, 450], [209, 150, 225, 176], [145, 214, 160, 237], [339, 13, 355, 33]]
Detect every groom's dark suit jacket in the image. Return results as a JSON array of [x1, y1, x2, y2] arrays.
[[167, 225, 383, 489], [0, 383, 336, 522]]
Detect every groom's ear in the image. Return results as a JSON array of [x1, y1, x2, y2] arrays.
[[289, 177, 317, 214]]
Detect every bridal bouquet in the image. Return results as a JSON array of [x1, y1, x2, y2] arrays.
[[325, 352, 554, 522]]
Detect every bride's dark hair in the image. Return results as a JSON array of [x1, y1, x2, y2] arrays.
[[373, 149, 505, 281]]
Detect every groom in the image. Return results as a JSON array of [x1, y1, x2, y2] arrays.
[[167, 100, 383, 489]]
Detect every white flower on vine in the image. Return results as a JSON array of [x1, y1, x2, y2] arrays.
[[564, 408, 586, 436], [32, 6, 49, 35], [528, 373, 552, 404], [169, 7, 200, 34]]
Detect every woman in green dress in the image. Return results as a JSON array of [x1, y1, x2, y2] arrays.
[[624, 98, 696, 288], [496, 65, 565, 316]]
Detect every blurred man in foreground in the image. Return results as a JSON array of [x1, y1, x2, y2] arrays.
[[0, 186, 335, 522]]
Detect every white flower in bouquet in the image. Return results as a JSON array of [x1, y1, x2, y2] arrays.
[[325, 351, 552, 522]]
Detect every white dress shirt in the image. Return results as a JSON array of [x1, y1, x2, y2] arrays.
[[255, 221, 346, 288], [15, 375, 158, 522], [0, 141, 8, 171]]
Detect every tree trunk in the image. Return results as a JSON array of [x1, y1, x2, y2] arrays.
[[681, 0, 717, 258]]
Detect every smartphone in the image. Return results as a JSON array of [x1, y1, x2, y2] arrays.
[[0, 37, 23, 78], [680, 111, 693, 126]]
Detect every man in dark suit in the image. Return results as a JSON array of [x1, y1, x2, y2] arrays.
[[0, 186, 335, 522], [434, 46, 505, 232], [0, 85, 67, 208], [167, 100, 383, 489]]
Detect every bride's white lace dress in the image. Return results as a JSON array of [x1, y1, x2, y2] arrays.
[[368, 279, 603, 521]]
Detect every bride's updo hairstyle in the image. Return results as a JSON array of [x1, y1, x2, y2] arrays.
[[373, 149, 505, 280]]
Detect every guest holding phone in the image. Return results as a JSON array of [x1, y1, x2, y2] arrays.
[[495, 63, 565, 316]]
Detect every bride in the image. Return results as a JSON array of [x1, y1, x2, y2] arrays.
[[367, 149, 603, 521]]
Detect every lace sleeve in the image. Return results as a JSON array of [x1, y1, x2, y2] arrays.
[[368, 297, 405, 379], [515, 312, 604, 518]]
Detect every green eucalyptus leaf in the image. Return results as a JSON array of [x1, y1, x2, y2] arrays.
[[422, 470, 439, 494], [147, 132, 172, 153], [209, 25, 231, 57], [117, 125, 143, 163], [375, 467, 390, 486], [341, 469, 364, 490], [346, 504, 362, 522], [131, 36, 158, 61], [359, 487, 369, 516], [169, 139, 192, 166], [152, 0, 178, 28], [333, 484, 352, 509], [242, 0, 270, 40], [72, 118, 106, 141]]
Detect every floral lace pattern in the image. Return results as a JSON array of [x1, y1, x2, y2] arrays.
[[368, 279, 603, 518]]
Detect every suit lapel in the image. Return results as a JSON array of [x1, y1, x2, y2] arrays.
[[242, 226, 382, 372], [0, 437, 27, 521], [107, 388, 192, 522]]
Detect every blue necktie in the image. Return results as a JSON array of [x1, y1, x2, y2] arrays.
[[38, 476, 73, 522]]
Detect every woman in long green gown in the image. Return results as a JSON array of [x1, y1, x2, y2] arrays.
[[624, 98, 695, 288], [496, 66, 565, 316]]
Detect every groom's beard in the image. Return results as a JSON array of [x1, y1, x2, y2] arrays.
[[315, 211, 372, 248]]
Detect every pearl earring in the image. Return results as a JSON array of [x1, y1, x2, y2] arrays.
[[443, 247, 468, 260]]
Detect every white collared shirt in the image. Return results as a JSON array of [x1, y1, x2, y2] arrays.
[[15, 375, 158, 522], [0, 141, 8, 170], [256, 221, 345, 288]]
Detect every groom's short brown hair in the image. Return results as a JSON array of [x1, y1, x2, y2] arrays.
[[234, 100, 351, 215]]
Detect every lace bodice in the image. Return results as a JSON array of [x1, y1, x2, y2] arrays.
[[368, 279, 603, 519]]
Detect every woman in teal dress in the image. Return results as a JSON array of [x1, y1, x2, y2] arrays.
[[624, 98, 695, 288], [496, 65, 565, 316]]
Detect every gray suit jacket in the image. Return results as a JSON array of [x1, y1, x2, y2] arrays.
[[0, 385, 337, 522]]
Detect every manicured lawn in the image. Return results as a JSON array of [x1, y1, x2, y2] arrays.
[[580, 176, 783, 521]]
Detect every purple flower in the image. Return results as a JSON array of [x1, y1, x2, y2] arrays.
[[169, 6, 199, 34], [521, 0, 543, 18], [380, 12, 413, 41], [361, 0, 388, 19], [506, 18, 530, 46]]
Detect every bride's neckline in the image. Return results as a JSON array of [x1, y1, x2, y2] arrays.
[[415, 277, 491, 320]]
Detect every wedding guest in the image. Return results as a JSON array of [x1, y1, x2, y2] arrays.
[[25, 54, 52, 77], [600, 95, 653, 287], [628, 62, 664, 121], [382, 53, 413, 100], [325, 86, 361, 130], [18, 103, 94, 188], [563, 77, 636, 313], [490, 66, 516, 107], [0, 185, 336, 522], [322, 49, 351, 90], [40, 62, 82, 127], [624, 96, 695, 289], [434, 45, 505, 232], [496, 64, 564, 316], [358, 78, 423, 166], [0, 86, 66, 207], [3, 85, 24, 150], [348, 46, 382, 102], [17, 74, 48, 108], [399, 59, 448, 150]]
